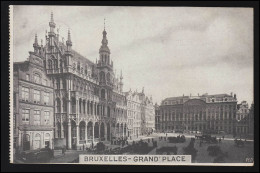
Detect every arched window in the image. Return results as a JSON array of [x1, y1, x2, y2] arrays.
[[101, 89, 106, 99], [100, 71, 105, 83], [85, 65, 88, 75], [48, 59, 52, 69], [77, 62, 80, 71], [60, 59, 63, 68], [106, 73, 110, 82], [34, 73, 41, 84], [107, 106, 110, 117], [53, 59, 58, 69]]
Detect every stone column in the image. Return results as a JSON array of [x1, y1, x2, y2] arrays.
[[68, 121, 72, 149], [92, 123, 95, 143], [105, 124, 108, 141], [76, 124, 79, 149], [122, 124, 125, 138], [98, 123, 101, 141], [61, 115, 64, 138], [18, 130, 22, 148], [67, 78, 71, 149], [85, 123, 88, 144]]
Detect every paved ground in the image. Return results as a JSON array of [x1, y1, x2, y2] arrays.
[[148, 133, 254, 163], [15, 132, 254, 163]]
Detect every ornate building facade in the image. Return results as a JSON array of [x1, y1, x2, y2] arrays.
[[235, 101, 254, 137], [156, 93, 238, 134], [14, 13, 128, 150], [13, 44, 55, 151], [125, 89, 142, 139], [125, 88, 155, 138]]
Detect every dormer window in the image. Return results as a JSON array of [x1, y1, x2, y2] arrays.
[[26, 74, 30, 81], [34, 73, 41, 84]]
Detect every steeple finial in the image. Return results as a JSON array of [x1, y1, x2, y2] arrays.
[[51, 11, 54, 23], [34, 34, 38, 45], [68, 28, 71, 42], [104, 18, 106, 31]]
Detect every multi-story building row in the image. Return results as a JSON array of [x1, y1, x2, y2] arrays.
[[156, 93, 254, 136], [156, 93, 238, 134]]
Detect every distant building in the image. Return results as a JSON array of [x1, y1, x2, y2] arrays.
[[235, 101, 250, 135], [234, 101, 254, 137], [154, 103, 160, 132], [125, 88, 155, 138], [157, 93, 238, 134], [125, 89, 142, 138], [248, 103, 254, 136]]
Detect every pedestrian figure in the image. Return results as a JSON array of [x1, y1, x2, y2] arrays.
[[218, 138, 221, 143], [166, 133, 168, 137], [222, 135, 224, 140], [62, 145, 66, 156]]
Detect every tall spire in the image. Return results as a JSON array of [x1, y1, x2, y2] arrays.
[[33, 34, 39, 53], [68, 29, 71, 42], [104, 18, 106, 31], [51, 11, 54, 22], [66, 29, 72, 51], [49, 11, 56, 33], [34, 34, 38, 45]]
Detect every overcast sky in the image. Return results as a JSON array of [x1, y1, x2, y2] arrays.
[[12, 6, 253, 105]]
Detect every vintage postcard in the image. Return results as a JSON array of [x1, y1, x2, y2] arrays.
[[9, 5, 254, 166]]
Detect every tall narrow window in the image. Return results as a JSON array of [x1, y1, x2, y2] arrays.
[[21, 87, 29, 100], [48, 59, 52, 69], [34, 110, 40, 125], [33, 90, 40, 103], [22, 109, 30, 124], [43, 92, 49, 105], [44, 111, 50, 125]]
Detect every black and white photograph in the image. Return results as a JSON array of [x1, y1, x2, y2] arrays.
[[8, 5, 255, 166]]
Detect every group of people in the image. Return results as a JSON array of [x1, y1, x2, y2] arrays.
[[111, 137, 129, 147]]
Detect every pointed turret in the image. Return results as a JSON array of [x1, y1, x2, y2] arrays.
[[66, 29, 72, 52], [119, 70, 123, 92], [33, 34, 39, 53], [49, 11, 56, 33]]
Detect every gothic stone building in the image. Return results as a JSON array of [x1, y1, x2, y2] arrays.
[[14, 13, 128, 151], [157, 93, 238, 134]]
